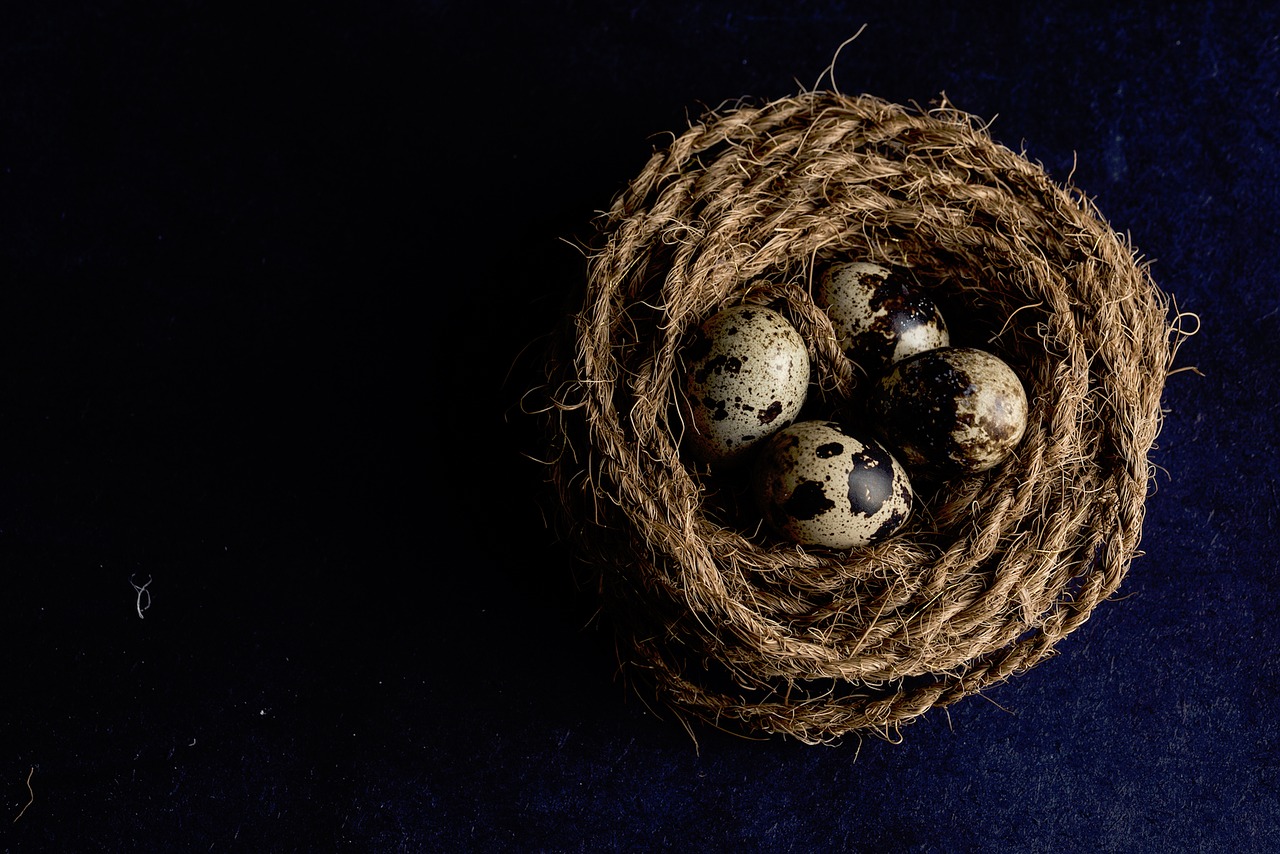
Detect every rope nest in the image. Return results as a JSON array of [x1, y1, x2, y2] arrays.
[[533, 91, 1186, 745]]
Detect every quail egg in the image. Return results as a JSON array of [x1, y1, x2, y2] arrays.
[[817, 261, 950, 373], [752, 420, 914, 549], [681, 304, 810, 465], [868, 347, 1028, 476]]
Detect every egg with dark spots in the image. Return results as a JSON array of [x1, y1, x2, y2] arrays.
[[752, 420, 914, 549], [681, 304, 810, 465], [817, 261, 949, 373], [868, 347, 1028, 476]]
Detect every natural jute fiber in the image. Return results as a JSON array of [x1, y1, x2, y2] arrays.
[[533, 91, 1189, 745]]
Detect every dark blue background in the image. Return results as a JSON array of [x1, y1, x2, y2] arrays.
[[3, 2, 1276, 851]]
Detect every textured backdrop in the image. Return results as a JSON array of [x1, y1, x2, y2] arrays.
[[3, 2, 1277, 851]]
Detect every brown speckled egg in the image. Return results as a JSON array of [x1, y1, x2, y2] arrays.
[[868, 347, 1028, 476], [817, 261, 949, 373], [752, 420, 914, 549], [681, 304, 810, 465]]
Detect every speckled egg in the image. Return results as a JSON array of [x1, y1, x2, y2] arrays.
[[681, 304, 810, 465], [752, 420, 914, 549], [868, 347, 1029, 476], [816, 261, 950, 373]]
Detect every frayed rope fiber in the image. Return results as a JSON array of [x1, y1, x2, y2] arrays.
[[533, 91, 1189, 744]]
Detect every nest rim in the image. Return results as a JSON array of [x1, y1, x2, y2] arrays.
[[532, 89, 1189, 745]]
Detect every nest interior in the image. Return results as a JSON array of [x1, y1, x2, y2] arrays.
[[534, 90, 1182, 745]]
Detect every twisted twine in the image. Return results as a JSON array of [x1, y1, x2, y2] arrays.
[[536, 91, 1186, 744]]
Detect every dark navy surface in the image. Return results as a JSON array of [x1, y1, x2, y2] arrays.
[[3, 2, 1277, 851]]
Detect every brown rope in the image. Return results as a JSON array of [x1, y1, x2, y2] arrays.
[[533, 91, 1184, 745]]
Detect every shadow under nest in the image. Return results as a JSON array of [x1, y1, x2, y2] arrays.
[[527, 89, 1189, 746]]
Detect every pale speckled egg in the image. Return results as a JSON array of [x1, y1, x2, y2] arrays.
[[816, 261, 950, 373], [752, 420, 914, 549], [868, 347, 1028, 476], [681, 304, 810, 465]]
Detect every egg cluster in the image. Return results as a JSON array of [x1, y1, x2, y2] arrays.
[[680, 260, 1028, 550]]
